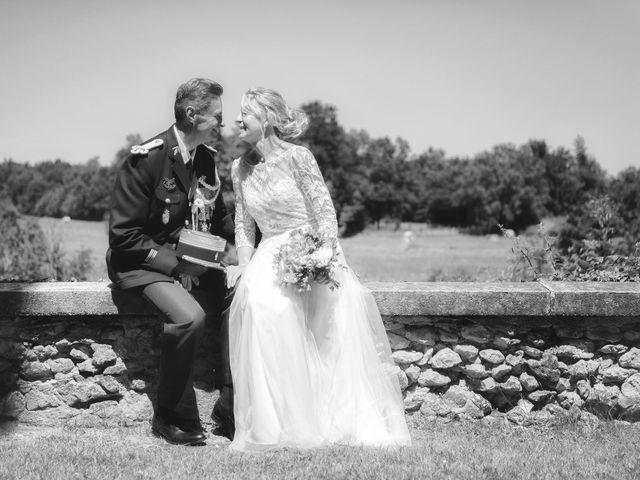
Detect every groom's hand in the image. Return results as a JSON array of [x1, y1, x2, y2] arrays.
[[178, 273, 200, 291]]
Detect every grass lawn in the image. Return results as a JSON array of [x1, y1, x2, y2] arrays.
[[35, 218, 513, 282], [340, 225, 512, 282], [35, 216, 110, 281], [1, 416, 639, 479]]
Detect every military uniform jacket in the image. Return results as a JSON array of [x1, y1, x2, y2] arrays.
[[107, 126, 234, 290]]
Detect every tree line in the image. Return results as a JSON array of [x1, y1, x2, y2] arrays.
[[1, 100, 638, 243], [0, 157, 116, 222]]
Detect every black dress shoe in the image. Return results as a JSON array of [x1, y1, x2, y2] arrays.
[[210, 401, 235, 440], [176, 418, 205, 435], [152, 416, 206, 446]]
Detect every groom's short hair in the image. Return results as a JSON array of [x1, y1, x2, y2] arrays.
[[174, 78, 224, 125]]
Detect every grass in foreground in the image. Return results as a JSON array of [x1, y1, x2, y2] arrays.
[[2, 416, 640, 480]]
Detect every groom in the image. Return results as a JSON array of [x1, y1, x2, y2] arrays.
[[107, 78, 235, 445]]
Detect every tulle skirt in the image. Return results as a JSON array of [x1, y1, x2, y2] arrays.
[[228, 230, 411, 452]]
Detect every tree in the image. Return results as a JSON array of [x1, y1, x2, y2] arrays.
[[300, 102, 368, 236], [356, 134, 413, 227], [574, 136, 607, 195]]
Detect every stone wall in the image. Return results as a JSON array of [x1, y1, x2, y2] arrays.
[[0, 316, 160, 426], [1, 281, 640, 427], [388, 316, 640, 422]]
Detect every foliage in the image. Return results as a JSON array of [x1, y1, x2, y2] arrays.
[[608, 166, 640, 249], [411, 139, 607, 235], [505, 195, 640, 282], [6, 94, 636, 282], [555, 196, 640, 281], [500, 224, 556, 282], [0, 198, 92, 281], [0, 101, 624, 247], [0, 158, 115, 221], [0, 198, 56, 281]]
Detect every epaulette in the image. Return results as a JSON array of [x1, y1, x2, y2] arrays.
[[130, 138, 164, 155]]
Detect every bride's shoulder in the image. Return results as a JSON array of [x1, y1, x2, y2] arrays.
[[284, 144, 314, 163]]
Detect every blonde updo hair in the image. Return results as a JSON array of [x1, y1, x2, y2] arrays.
[[241, 87, 309, 140]]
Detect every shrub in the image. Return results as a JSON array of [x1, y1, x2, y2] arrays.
[[555, 196, 640, 281], [500, 224, 557, 281], [0, 199, 92, 282], [504, 196, 640, 282]]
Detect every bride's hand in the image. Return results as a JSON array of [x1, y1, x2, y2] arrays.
[[225, 265, 246, 289]]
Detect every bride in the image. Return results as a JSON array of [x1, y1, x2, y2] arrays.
[[225, 87, 411, 451]]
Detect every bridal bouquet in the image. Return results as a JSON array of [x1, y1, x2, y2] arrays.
[[273, 227, 342, 292]]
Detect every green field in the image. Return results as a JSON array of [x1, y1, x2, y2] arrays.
[[35, 218, 513, 282], [36, 217, 110, 281], [340, 224, 512, 282]]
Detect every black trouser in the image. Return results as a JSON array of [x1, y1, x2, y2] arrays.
[[142, 269, 231, 426]]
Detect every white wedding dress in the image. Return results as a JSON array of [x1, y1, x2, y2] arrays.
[[228, 146, 411, 452]]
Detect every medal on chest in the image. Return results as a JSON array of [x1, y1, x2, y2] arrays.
[[162, 198, 171, 225], [160, 177, 177, 225]]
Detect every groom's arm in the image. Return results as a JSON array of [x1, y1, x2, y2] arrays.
[[108, 154, 178, 277]]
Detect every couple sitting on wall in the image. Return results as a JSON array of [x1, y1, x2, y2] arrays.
[[106, 78, 411, 451]]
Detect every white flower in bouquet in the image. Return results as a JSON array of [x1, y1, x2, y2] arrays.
[[283, 272, 299, 284], [311, 245, 334, 265]]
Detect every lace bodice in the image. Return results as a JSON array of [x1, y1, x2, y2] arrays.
[[231, 146, 338, 249]]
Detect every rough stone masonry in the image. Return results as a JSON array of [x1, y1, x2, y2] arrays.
[[1, 281, 640, 427], [387, 316, 640, 422]]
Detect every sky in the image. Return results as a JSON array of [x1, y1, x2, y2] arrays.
[[1, 0, 638, 175]]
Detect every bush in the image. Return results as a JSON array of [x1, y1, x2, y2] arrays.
[[500, 224, 556, 281], [554, 196, 640, 281], [0, 199, 92, 282], [504, 196, 640, 282]]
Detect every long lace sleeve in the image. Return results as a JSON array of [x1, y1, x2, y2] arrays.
[[289, 147, 339, 239], [231, 160, 256, 249]]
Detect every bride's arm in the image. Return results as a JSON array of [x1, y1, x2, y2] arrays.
[[290, 147, 339, 239], [231, 160, 256, 254], [227, 161, 255, 287]]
